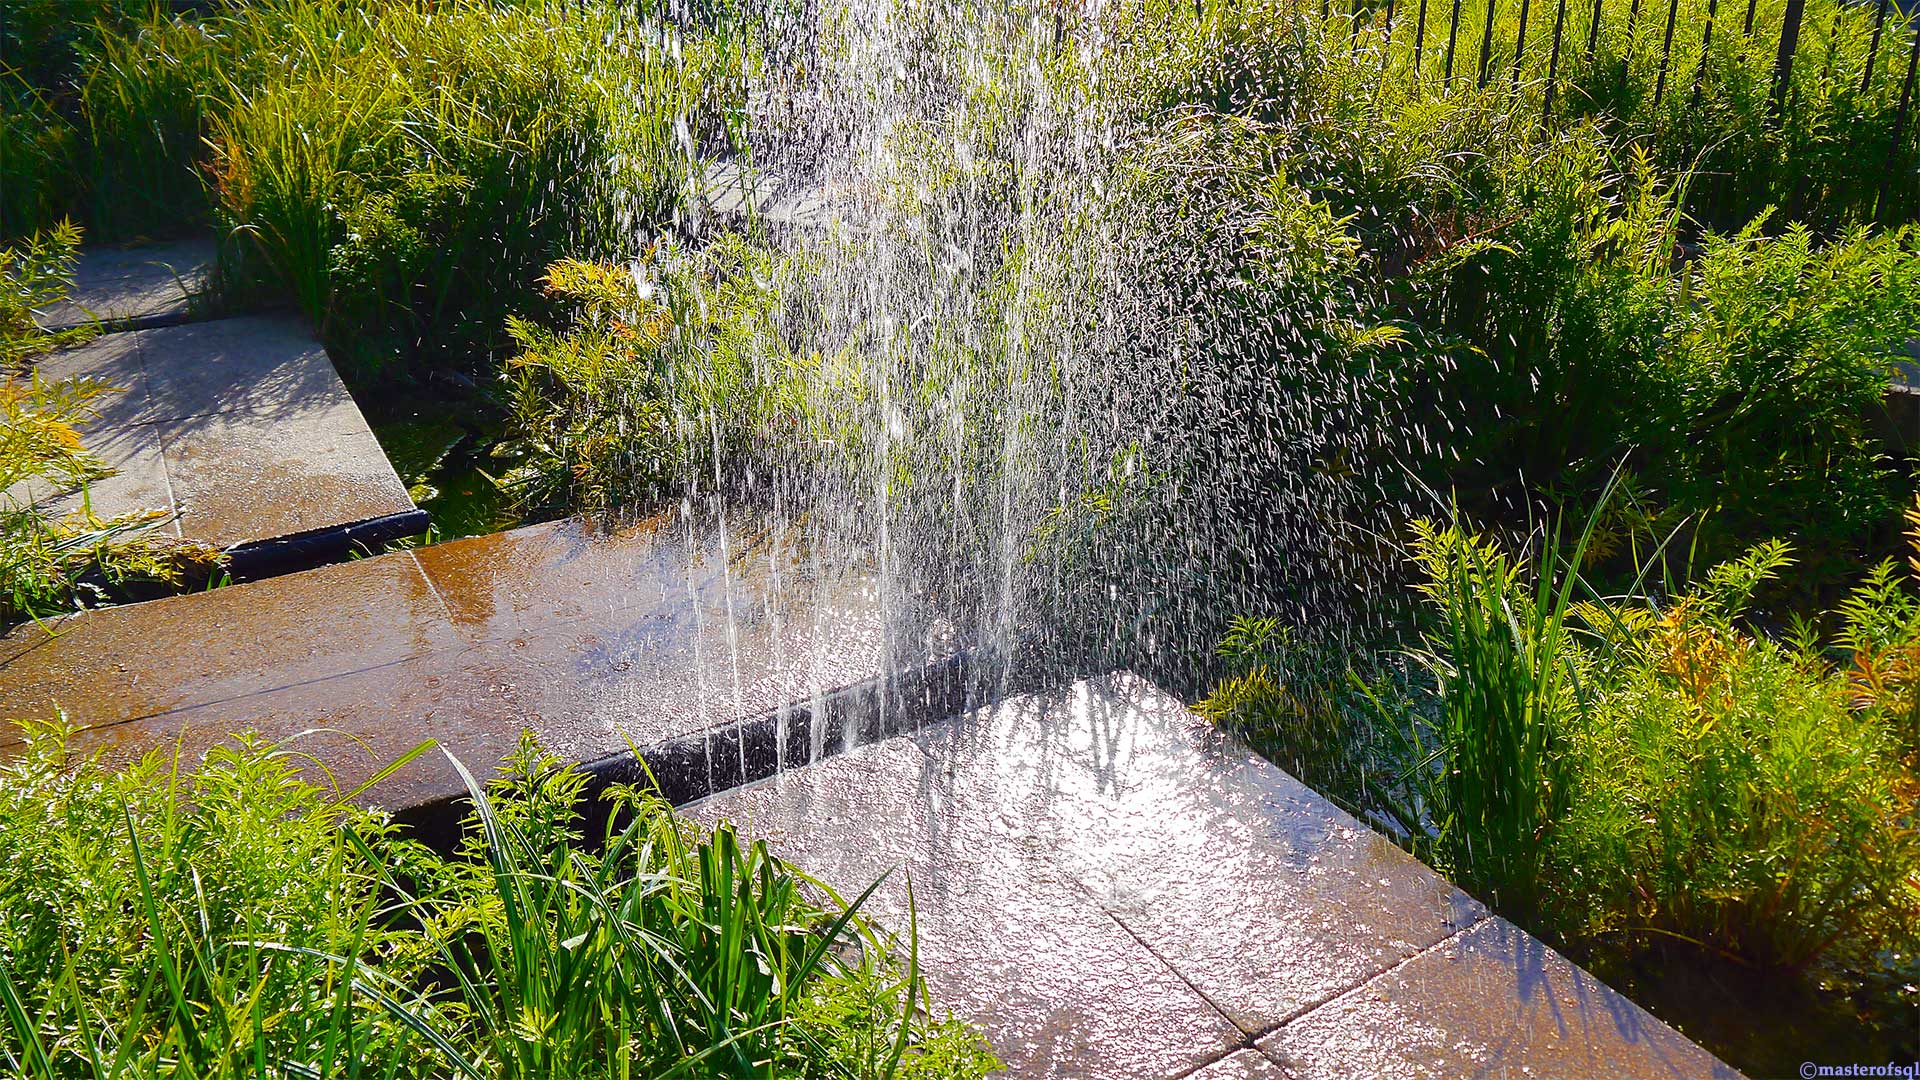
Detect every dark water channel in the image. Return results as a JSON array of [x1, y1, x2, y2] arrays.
[[362, 390, 523, 543]]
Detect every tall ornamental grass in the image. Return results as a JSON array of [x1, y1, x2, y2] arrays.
[[0, 726, 997, 1079], [5, 0, 752, 375]]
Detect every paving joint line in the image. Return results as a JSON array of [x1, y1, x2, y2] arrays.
[[1249, 913, 1488, 1045]]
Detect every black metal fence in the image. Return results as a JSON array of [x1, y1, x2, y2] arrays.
[[1311, 0, 1920, 222]]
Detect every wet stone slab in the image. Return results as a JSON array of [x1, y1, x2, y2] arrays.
[[693, 673, 1740, 1080], [0, 516, 901, 811], [688, 730, 1245, 1080], [1262, 916, 1743, 1079], [10, 314, 416, 551], [34, 238, 215, 331]]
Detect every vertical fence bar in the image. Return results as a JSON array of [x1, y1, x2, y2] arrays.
[[1882, 20, 1920, 223], [1446, 0, 1464, 80], [1586, 0, 1604, 61], [1480, 0, 1501, 85], [1384, 0, 1399, 61], [1864, 0, 1891, 91], [1693, 0, 1719, 105], [1743, 0, 1758, 34], [1415, 0, 1432, 75], [1513, 0, 1535, 84], [1770, 0, 1807, 119], [1546, 0, 1571, 113], [1653, 0, 1681, 107]]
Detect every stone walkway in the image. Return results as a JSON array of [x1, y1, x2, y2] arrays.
[[2, 240, 1744, 1078], [693, 673, 1742, 1080], [34, 237, 213, 332], [13, 242, 423, 568], [0, 515, 898, 810]]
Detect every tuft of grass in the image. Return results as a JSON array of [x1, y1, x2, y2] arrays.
[[0, 725, 998, 1079], [1, 223, 225, 626]]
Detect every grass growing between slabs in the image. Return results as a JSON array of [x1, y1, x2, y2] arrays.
[[1, 222, 225, 628], [0, 725, 998, 1080]]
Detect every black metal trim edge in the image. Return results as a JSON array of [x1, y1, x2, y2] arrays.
[[224, 508, 431, 581], [389, 643, 1048, 852]]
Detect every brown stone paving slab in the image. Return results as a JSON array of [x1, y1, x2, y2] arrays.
[[689, 736, 1245, 1080], [1189, 1050, 1292, 1080], [2, 514, 891, 806], [414, 516, 691, 642], [50, 650, 534, 809], [158, 396, 414, 547], [30, 557, 893, 807], [915, 673, 1486, 1034], [135, 316, 353, 424], [36, 239, 213, 331], [0, 552, 458, 737], [1261, 917, 1741, 1079], [415, 515, 873, 647]]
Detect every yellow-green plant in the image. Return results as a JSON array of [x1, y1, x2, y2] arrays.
[[1, 224, 222, 625], [0, 221, 96, 363], [500, 237, 816, 512], [0, 724, 998, 1078]]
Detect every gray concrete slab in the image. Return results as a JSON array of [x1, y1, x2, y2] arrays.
[[914, 675, 1486, 1034], [23, 422, 180, 538], [1188, 1050, 1290, 1080], [35, 239, 213, 332], [694, 673, 1741, 1080], [13, 314, 416, 552], [158, 394, 413, 547], [134, 316, 352, 423]]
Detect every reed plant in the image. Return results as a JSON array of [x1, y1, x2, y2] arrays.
[[0, 724, 997, 1079]]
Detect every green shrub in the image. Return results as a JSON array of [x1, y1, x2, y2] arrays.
[[1, 220, 96, 363], [1395, 518, 1589, 923], [499, 237, 816, 512], [0, 725, 998, 1079], [1558, 539, 1920, 971], [1212, 511, 1920, 974], [1, 224, 222, 625], [0, 79, 76, 241], [192, 0, 741, 374]]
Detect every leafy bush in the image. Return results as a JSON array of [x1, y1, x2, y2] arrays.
[[1561, 539, 1920, 971], [500, 238, 815, 512], [1, 224, 222, 626], [193, 0, 747, 375], [0, 725, 998, 1079], [0, 221, 96, 363]]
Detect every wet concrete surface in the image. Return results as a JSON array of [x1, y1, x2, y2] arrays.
[[1263, 915, 1745, 1078], [34, 238, 214, 332], [693, 673, 1741, 1080], [10, 314, 416, 549], [0, 515, 899, 809]]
